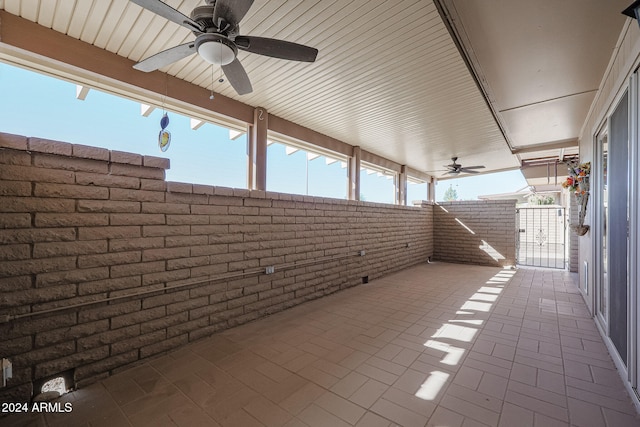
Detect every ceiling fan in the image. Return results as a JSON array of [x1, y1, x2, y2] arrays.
[[129, 0, 319, 95], [431, 157, 486, 175]]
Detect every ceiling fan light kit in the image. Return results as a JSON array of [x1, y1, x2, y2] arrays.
[[129, 0, 319, 95], [196, 34, 237, 65]]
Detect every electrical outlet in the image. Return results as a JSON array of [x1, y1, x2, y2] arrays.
[[2, 358, 12, 388], [265, 266, 275, 274], [359, 250, 366, 256]]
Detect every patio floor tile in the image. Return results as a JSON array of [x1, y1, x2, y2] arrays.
[[4, 262, 639, 426]]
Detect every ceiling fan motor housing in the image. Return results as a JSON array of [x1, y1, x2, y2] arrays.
[[191, 4, 239, 38], [190, 5, 216, 29]]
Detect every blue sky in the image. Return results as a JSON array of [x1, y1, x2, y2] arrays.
[[0, 62, 527, 202]]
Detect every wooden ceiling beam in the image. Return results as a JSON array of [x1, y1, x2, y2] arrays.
[[0, 10, 252, 126], [0, 10, 413, 177], [511, 139, 578, 155]]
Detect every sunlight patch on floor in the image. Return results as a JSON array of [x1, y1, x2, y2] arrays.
[[460, 300, 492, 312], [414, 371, 450, 401], [469, 292, 498, 302], [432, 323, 478, 342], [478, 286, 502, 294], [423, 340, 466, 366], [448, 319, 483, 325], [415, 269, 515, 402]]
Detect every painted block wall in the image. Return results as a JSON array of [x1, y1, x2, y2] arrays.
[[0, 132, 433, 401], [569, 194, 579, 273], [432, 200, 517, 267]]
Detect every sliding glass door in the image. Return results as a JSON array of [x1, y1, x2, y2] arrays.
[[608, 91, 629, 366], [595, 128, 609, 328], [595, 91, 629, 369]]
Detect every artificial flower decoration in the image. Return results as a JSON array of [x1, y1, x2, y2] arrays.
[[563, 161, 591, 235]]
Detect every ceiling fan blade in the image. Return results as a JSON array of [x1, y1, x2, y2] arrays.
[[222, 58, 253, 95], [213, 0, 254, 29], [129, 0, 203, 32], [133, 42, 196, 72], [235, 36, 318, 62], [459, 168, 480, 174], [461, 165, 486, 170], [445, 170, 460, 175]]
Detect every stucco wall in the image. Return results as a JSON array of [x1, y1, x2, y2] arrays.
[[577, 21, 640, 311]]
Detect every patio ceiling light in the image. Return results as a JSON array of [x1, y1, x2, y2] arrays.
[[196, 35, 237, 66], [622, 1, 640, 27]]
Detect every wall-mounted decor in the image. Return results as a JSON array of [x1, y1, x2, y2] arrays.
[[562, 161, 591, 236], [158, 112, 171, 152]]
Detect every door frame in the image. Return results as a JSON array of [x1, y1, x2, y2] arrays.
[[630, 71, 639, 393], [593, 123, 609, 333], [592, 84, 632, 380]]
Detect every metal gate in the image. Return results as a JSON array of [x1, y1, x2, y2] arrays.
[[516, 207, 566, 269]]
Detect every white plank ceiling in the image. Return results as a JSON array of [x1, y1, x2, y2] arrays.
[[0, 0, 630, 181]]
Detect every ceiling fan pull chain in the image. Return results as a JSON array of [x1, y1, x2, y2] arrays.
[[210, 66, 215, 100]]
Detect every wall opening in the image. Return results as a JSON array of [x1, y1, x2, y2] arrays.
[[32, 369, 74, 401]]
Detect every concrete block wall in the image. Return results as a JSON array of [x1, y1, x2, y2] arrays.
[[433, 200, 516, 267], [568, 194, 579, 273], [0, 132, 433, 401]]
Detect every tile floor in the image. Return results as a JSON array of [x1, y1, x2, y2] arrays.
[[4, 262, 640, 427]]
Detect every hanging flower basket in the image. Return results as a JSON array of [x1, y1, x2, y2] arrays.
[[571, 224, 590, 236], [562, 161, 590, 235]]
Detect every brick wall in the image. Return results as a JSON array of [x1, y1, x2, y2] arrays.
[[568, 194, 579, 273], [432, 200, 516, 267], [0, 132, 433, 401]]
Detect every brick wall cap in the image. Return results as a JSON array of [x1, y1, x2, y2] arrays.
[[111, 150, 142, 166], [0, 132, 28, 150], [213, 186, 234, 196], [72, 144, 110, 161], [167, 182, 193, 194], [192, 184, 214, 195], [249, 190, 266, 199], [143, 156, 170, 170], [264, 191, 282, 200], [28, 137, 73, 156], [233, 188, 251, 198], [438, 200, 515, 205]]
